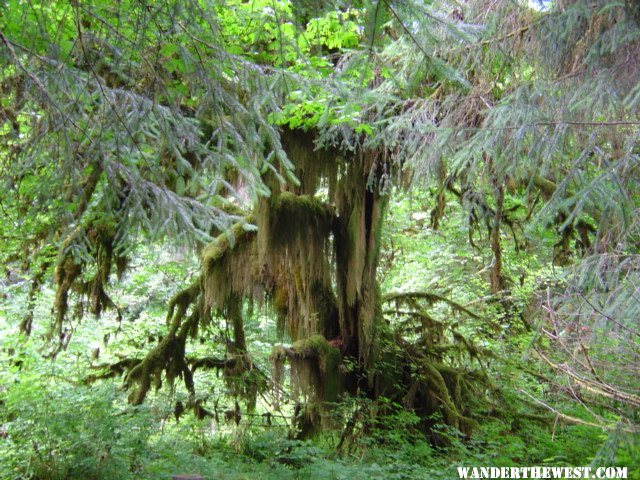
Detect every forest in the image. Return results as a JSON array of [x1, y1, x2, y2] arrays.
[[0, 0, 639, 478]]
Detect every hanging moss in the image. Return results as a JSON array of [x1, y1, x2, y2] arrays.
[[255, 191, 337, 341], [202, 216, 259, 309], [430, 190, 447, 230], [202, 217, 255, 264], [293, 335, 341, 378], [344, 191, 365, 307], [310, 281, 340, 339], [52, 218, 126, 339], [20, 260, 50, 335], [279, 127, 339, 196], [272, 334, 343, 404], [271, 192, 333, 236], [199, 144, 385, 411], [292, 402, 322, 439], [52, 256, 82, 337], [270, 345, 287, 409], [84, 358, 143, 385]]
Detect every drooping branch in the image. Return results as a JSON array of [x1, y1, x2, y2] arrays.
[[125, 281, 201, 404], [383, 291, 480, 319]]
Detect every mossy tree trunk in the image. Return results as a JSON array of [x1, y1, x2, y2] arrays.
[[196, 128, 389, 410], [278, 131, 386, 370]]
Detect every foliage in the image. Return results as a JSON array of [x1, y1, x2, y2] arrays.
[[0, 346, 632, 479], [2, 0, 640, 477]]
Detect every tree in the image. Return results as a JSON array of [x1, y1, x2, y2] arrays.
[[2, 0, 639, 438]]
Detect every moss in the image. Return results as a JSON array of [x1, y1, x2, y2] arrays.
[[345, 199, 365, 306], [292, 403, 322, 439], [262, 191, 333, 276], [279, 127, 340, 196], [51, 215, 127, 338], [310, 281, 340, 339], [255, 191, 336, 342], [415, 361, 486, 436], [270, 347, 287, 408], [367, 194, 386, 267], [293, 335, 340, 373], [115, 255, 128, 281], [270, 345, 291, 362], [52, 256, 83, 337], [125, 282, 202, 404], [273, 285, 289, 314], [202, 216, 255, 264], [201, 216, 258, 309], [273, 192, 332, 226], [84, 358, 143, 385], [291, 334, 342, 402], [227, 293, 246, 352], [166, 281, 200, 326]]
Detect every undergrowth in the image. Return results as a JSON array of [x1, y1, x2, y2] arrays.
[[1, 345, 636, 480]]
